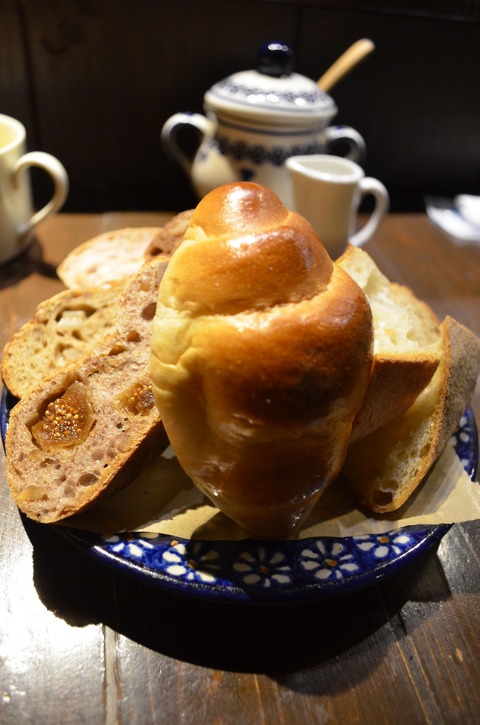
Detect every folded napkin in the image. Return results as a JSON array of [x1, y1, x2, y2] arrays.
[[456, 194, 480, 227], [425, 194, 480, 244]]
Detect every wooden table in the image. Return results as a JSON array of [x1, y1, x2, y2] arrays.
[[1, 212, 479, 724]]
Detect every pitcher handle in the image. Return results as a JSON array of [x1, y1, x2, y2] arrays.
[[161, 113, 215, 176], [323, 125, 366, 164], [350, 177, 389, 247]]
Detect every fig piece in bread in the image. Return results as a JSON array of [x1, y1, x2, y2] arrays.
[[5, 256, 170, 523], [337, 245, 441, 441], [151, 182, 374, 538], [342, 316, 480, 513]]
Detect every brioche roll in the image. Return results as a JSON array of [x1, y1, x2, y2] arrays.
[[151, 183, 373, 537]]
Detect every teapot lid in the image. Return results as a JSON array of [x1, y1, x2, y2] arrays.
[[204, 42, 337, 128]]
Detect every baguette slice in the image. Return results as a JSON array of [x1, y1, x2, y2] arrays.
[[5, 255, 170, 523], [337, 245, 442, 440], [342, 315, 480, 513], [2, 283, 125, 399], [57, 210, 193, 290]]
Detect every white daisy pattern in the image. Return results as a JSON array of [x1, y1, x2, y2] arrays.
[[300, 540, 360, 581], [233, 547, 292, 588], [449, 414, 474, 470], [102, 532, 158, 560], [161, 541, 221, 583], [353, 532, 413, 560], [101, 535, 222, 584]]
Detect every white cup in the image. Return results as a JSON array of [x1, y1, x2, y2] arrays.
[[0, 114, 69, 264], [286, 154, 389, 259]]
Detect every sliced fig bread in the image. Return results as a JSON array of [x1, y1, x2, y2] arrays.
[[2, 210, 193, 399], [5, 255, 170, 523], [2, 283, 125, 399]]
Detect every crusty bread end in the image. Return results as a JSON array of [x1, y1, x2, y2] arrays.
[[337, 245, 442, 440], [342, 315, 480, 513], [57, 211, 193, 291]]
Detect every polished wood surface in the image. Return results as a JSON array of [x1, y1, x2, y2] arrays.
[[1, 213, 479, 724]]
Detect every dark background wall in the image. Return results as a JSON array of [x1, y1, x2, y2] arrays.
[[1, 0, 478, 214]]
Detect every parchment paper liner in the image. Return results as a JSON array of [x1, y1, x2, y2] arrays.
[[65, 440, 480, 540]]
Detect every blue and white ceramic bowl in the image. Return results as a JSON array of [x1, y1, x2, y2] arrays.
[[1, 387, 478, 603]]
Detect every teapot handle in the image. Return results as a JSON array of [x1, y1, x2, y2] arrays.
[[323, 125, 366, 165], [161, 113, 215, 175]]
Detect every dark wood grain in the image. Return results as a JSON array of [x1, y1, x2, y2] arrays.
[[0, 1, 35, 133], [297, 6, 480, 210], [1, 212, 479, 724], [1, 1, 478, 214], [19, 0, 299, 213]]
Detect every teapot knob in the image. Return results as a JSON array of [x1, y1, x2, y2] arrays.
[[256, 41, 294, 77]]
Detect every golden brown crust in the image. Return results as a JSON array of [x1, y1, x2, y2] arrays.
[[151, 182, 374, 537], [350, 353, 440, 441], [434, 316, 480, 454], [193, 267, 372, 427], [162, 184, 333, 315]]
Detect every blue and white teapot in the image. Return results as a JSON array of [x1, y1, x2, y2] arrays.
[[161, 42, 366, 208]]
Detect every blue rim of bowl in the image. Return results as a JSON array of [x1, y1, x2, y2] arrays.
[[2, 386, 478, 604]]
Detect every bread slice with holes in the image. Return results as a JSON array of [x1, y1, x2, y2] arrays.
[[57, 210, 193, 290], [2, 210, 193, 399], [5, 255, 170, 523], [336, 245, 442, 440], [2, 283, 125, 399], [144, 209, 194, 259], [342, 315, 480, 513]]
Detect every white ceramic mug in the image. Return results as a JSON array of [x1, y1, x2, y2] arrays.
[[286, 154, 389, 259], [0, 114, 69, 264]]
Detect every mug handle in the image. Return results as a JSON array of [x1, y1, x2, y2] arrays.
[[161, 112, 215, 175], [350, 177, 389, 247], [323, 125, 366, 164], [13, 152, 69, 235]]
